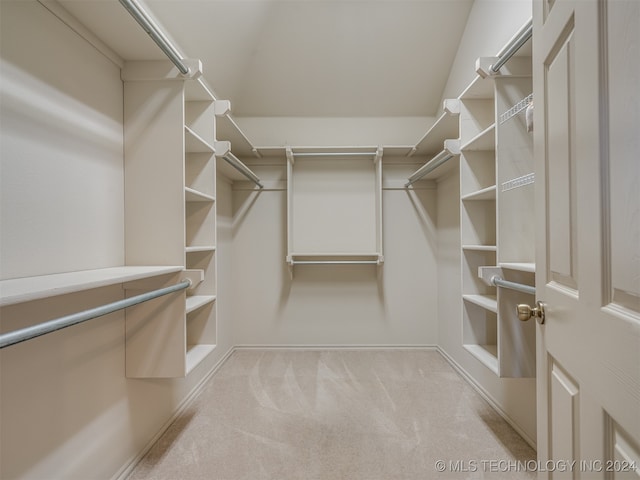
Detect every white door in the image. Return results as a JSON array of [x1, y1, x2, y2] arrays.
[[533, 0, 640, 477]]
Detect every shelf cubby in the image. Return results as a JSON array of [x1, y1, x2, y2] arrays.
[[463, 299, 499, 375], [461, 185, 497, 201], [186, 295, 216, 314], [461, 123, 495, 152], [463, 294, 498, 313]]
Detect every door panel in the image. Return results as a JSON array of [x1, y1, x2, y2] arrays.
[[606, 0, 639, 313], [545, 25, 577, 288], [610, 420, 640, 479], [550, 359, 579, 470]]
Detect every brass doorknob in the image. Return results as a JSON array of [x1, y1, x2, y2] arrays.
[[516, 301, 546, 324]]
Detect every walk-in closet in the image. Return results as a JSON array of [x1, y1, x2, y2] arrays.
[[1, 1, 638, 479]]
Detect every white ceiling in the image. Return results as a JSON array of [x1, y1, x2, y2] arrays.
[[58, 0, 474, 117]]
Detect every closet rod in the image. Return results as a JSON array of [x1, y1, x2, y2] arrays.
[[490, 19, 533, 74], [0, 279, 191, 349], [293, 152, 376, 157], [222, 153, 264, 188], [291, 261, 379, 265], [491, 276, 535, 295], [405, 151, 454, 187], [118, 0, 189, 75]]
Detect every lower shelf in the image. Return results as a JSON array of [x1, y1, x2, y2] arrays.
[[462, 294, 497, 313], [186, 344, 216, 374], [463, 344, 499, 375], [186, 295, 216, 313], [287, 253, 384, 266]]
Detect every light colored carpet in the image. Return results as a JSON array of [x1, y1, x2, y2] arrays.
[[127, 349, 536, 479]]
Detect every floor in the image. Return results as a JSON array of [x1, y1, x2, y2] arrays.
[[127, 349, 536, 479]]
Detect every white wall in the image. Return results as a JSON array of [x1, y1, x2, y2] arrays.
[[0, 3, 234, 478], [230, 158, 439, 346], [0, 1, 124, 280], [435, 0, 536, 445]]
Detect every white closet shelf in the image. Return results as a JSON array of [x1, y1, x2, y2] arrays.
[[184, 126, 215, 153], [0, 266, 184, 307], [184, 77, 215, 102], [499, 262, 536, 273], [185, 246, 216, 253], [216, 113, 259, 159], [383, 145, 415, 157], [411, 103, 460, 156], [254, 145, 413, 158], [186, 295, 216, 314], [185, 187, 215, 202], [256, 145, 382, 159], [461, 185, 497, 201], [463, 344, 499, 374], [463, 294, 498, 313], [406, 139, 461, 184], [186, 344, 216, 374], [461, 124, 496, 151], [288, 253, 383, 265], [460, 75, 495, 100], [462, 245, 497, 252]]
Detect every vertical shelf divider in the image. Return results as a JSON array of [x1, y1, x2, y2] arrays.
[[122, 61, 217, 378]]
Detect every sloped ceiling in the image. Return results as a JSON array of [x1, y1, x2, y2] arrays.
[[57, 0, 473, 118]]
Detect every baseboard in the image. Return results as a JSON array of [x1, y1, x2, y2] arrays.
[[113, 346, 236, 480], [436, 346, 537, 451]]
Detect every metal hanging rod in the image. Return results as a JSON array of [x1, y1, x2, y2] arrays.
[[405, 150, 454, 187], [292, 152, 378, 157], [491, 276, 535, 295], [0, 279, 191, 349], [490, 19, 533, 74], [293, 152, 376, 157], [222, 153, 264, 188], [118, 0, 190, 75]]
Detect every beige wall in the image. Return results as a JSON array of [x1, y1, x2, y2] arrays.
[[0, 1, 124, 280], [230, 158, 439, 347]]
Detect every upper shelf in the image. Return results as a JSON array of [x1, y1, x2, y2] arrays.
[[410, 99, 460, 157], [0, 266, 184, 307], [461, 185, 497, 201], [461, 124, 496, 151], [185, 126, 215, 153], [460, 75, 495, 100], [184, 77, 215, 102], [216, 113, 259, 159], [406, 139, 460, 184]]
